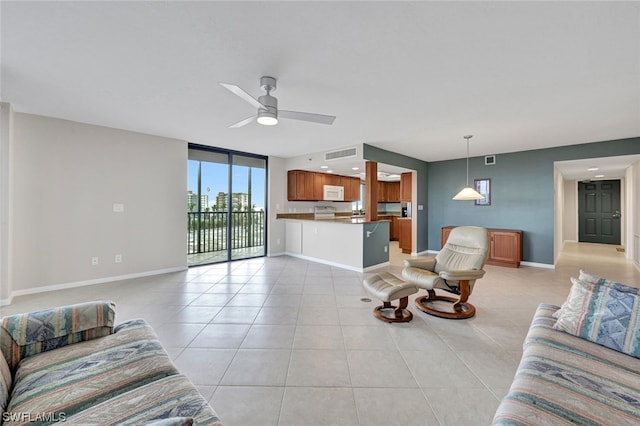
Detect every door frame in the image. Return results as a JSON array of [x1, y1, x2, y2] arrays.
[[188, 143, 269, 265], [577, 179, 622, 245]]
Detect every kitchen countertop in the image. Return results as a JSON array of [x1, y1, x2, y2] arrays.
[[276, 213, 390, 224]]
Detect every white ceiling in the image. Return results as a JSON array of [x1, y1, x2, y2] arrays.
[[2, 1, 639, 173]]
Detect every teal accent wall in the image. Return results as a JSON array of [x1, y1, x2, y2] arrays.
[[363, 221, 390, 267], [363, 144, 429, 252], [428, 137, 640, 265]]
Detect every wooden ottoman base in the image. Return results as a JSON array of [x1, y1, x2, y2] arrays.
[[363, 272, 418, 323]]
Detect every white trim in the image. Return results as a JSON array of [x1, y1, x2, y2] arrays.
[[363, 261, 390, 272], [520, 261, 555, 269], [0, 296, 13, 307], [283, 252, 367, 272], [6, 267, 187, 302]]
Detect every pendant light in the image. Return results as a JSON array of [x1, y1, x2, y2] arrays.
[[453, 135, 484, 201]]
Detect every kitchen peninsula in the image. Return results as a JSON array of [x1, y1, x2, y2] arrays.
[[277, 210, 390, 271]]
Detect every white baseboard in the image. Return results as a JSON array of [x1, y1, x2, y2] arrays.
[[520, 261, 555, 269], [0, 296, 13, 307], [363, 261, 391, 272], [420, 250, 439, 256], [4, 267, 187, 305], [283, 252, 366, 272]]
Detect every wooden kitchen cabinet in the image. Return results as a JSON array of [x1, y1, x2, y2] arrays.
[[386, 182, 400, 202], [287, 170, 360, 202], [287, 170, 322, 201], [377, 181, 387, 202], [322, 174, 340, 187], [399, 219, 412, 253], [441, 226, 523, 268], [349, 177, 361, 202], [390, 216, 399, 241], [400, 172, 412, 201], [377, 181, 400, 203]]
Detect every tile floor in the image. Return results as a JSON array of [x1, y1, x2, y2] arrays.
[[2, 242, 639, 425]]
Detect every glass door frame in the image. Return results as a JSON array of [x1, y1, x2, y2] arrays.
[[188, 143, 268, 265]]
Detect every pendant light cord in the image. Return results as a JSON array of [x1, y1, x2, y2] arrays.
[[466, 138, 470, 185]]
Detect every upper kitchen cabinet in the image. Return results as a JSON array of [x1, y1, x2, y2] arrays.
[[376, 181, 400, 203], [287, 170, 360, 202], [322, 174, 341, 187], [348, 177, 362, 202], [386, 182, 400, 202], [288, 170, 322, 201], [400, 172, 412, 201]]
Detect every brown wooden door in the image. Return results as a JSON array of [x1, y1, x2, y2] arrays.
[[287, 170, 297, 201], [489, 230, 521, 267], [311, 172, 323, 201], [400, 173, 412, 201], [399, 219, 411, 253], [349, 178, 361, 202], [441, 226, 453, 248], [377, 181, 387, 202], [578, 180, 621, 245], [387, 182, 400, 202], [391, 216, 399, 241], [323, 174, 339, 186]]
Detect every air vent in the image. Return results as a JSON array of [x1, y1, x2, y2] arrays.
[[485, 155, 496, 166], [325, 147, 357, 161]]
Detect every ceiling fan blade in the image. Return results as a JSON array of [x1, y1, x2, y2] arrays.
[[229, 115, 256, 128], [220, 83, 264, 110], [279, 110, 336, 125]]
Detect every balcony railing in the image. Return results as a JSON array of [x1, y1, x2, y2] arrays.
[[187, 211, 265, 255]]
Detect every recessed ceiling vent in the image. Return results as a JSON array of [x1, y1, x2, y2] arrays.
[[324, 147, 357, 161]]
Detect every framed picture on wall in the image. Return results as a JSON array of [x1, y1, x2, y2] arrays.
[[474, 178, 491, 206]]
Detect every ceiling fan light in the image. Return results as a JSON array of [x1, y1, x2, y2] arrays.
[[453, 186, 484, 200], [257, 110, 278, 126]]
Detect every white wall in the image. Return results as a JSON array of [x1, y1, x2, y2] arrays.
[[628, 161, 640, 267], [553, 166, 564, 264], [562, 179, 578, 243], [0, 103, 15, 304], [10, 113, 188, 295], [267, 156, 287, 256]]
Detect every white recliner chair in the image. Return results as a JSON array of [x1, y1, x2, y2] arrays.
[[402, 226, 489, 319]]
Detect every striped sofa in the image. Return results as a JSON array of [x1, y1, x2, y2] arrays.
[[0, 301, 222, 425], [492, 304, 640, 425]]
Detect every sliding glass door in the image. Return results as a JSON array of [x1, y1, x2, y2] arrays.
[[187, 146, 267, 266]]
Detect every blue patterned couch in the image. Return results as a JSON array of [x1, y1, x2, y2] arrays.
[[0, 301, 223, 425], [492, 303, 640, 425]]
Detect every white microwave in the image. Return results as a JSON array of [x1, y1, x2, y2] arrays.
[[323, 185, 344, 201]]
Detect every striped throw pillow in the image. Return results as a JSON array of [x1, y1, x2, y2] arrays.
[[553, 276, 640, 358]]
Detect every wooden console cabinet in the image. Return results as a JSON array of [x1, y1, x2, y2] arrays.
[[441, 226, 522, 268]]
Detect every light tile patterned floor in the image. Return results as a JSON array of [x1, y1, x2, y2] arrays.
[[2, 242, 639, 425]]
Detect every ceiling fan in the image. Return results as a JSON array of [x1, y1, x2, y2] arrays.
[[220, 76, 336, 128]]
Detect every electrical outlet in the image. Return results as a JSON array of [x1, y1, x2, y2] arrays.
[[115, 254, 122, 263], [384, 245, 388, 253], [91, 257, 99, 266]]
